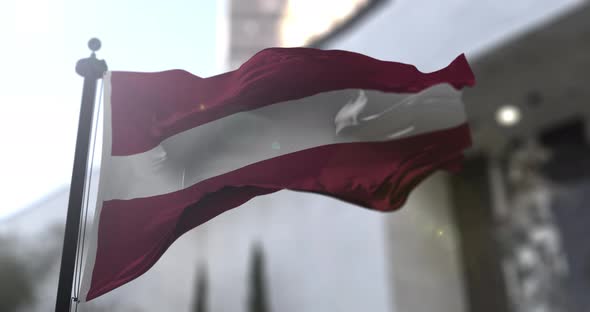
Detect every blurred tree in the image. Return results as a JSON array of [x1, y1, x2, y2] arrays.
[[0, 226, 63, 312], [248, 244, 270, 312], [192, 265, 208, 312], [0, 251, 33, 311]]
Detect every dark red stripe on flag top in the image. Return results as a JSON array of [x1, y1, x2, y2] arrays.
[[110, 48, 475, 156]]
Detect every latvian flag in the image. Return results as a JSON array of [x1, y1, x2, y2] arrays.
[[80, 47, 475, 300]]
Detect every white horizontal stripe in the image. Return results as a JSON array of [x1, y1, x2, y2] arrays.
[[101, 83, 466, 201]]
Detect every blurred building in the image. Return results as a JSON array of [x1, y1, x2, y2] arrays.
[[463, 3, 590, 311], [227, 0, 286, 69], [227, 0, 386, 69], [2, 1, 590, 312], [182, 1, 590, 312]]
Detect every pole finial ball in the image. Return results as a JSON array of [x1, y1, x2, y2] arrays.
[[88, 38, 101, 52]]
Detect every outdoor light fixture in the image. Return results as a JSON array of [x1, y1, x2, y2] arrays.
[[496, 105, 521, 127]]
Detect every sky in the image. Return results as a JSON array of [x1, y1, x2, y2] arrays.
[[0, 0, 219, 219]]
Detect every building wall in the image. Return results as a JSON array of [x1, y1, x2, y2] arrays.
[[228, 0, 287, 69], [383, 173, 467, 312], [320, 0, 582, 71], [202, 191, 392, 312]]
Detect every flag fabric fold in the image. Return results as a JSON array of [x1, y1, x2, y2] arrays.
[[80, 47, 475, 301]]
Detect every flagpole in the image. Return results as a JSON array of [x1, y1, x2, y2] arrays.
[[55, 38, 107, 312]]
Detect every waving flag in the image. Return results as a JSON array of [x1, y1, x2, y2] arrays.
[[80, 47, 475, 300]]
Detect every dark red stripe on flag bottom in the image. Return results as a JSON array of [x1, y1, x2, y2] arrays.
[[110, 49, 475, 156], [86, 123, 471, 300]]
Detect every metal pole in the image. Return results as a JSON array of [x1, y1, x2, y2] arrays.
[[55, 38, 107, 312]]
